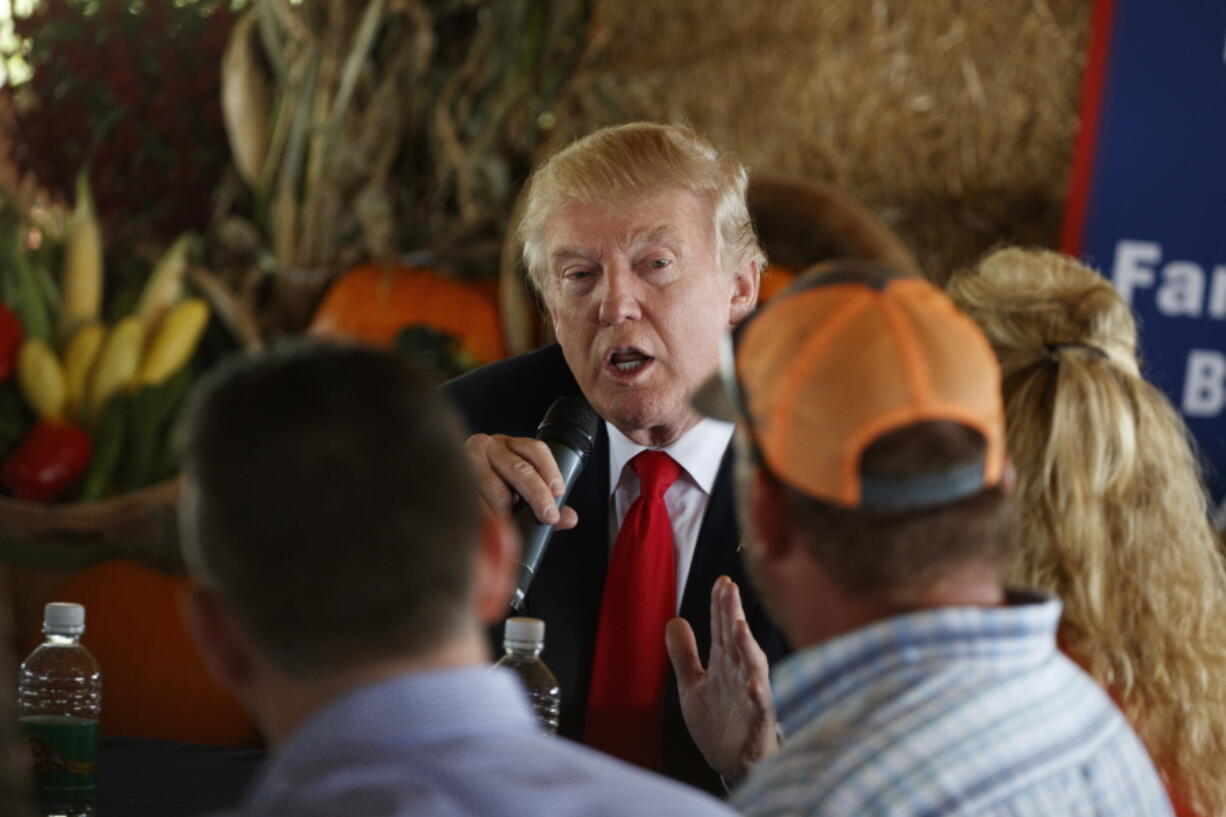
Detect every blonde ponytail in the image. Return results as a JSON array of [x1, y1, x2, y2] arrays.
[[949, 247, 1226, 817]]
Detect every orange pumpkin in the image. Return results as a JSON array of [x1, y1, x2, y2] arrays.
[[758, 264, 798, 304], [309, 264, 507, 365], [27, 560, 259, 746]]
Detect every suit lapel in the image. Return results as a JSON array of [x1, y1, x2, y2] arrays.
[[678, 444, 743, 662], [676, 443, 789, 673]]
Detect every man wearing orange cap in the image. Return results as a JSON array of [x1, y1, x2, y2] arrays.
[[669, 262, 1174, 815]]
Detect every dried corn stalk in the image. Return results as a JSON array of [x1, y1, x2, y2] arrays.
[[209, 0, 604, 332], [221, 12, 272, 195]]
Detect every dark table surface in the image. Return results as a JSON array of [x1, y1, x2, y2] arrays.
[[96, 737, 264, 817]]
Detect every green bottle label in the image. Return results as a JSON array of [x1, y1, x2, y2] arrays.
[[19, 715, 99, 801]]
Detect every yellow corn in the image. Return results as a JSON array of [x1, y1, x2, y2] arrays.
[[136, 234, 193, 333], [88, 316, 145, 421], [140, 298, 210, 386], [17, 339, 67, 420], [63, 322, 106, 423], [59, 173, 104, 343]]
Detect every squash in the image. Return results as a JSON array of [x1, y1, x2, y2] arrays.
[[758, 264, 798, 304], [24, 560, 259, 746], [309, 264, 507, 366]]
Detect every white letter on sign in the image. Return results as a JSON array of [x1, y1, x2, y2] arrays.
[[1184, 350, 1226, 417], [1209, 266, 1226, 319], [1157, 261, 1206, 317], [1112, 240, 1161, 305]]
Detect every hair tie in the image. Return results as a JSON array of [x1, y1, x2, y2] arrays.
[[1045, 342, 1108, 362]]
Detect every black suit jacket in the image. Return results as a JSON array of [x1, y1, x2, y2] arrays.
[[443, 344, 789, 794]]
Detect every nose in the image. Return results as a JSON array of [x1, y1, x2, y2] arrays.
[[598, 262, 643, 325]]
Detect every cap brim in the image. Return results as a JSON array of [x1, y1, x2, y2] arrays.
[[691, 372, 738, 422]]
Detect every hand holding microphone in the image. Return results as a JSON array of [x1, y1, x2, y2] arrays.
[[464, 396, 600, 609]]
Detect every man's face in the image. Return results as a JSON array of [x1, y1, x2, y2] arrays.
[[543, 187, 756, 446]]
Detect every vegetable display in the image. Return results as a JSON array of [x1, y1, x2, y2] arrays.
[[0, 177, 211, 503]]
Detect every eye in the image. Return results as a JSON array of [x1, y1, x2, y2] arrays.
[[563, 267, 596, 282], [642, 257, 672, 271]]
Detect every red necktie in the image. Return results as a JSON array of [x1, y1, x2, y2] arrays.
[[584, 450, 680, 771]]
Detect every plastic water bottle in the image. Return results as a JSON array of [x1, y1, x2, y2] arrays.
[[18, 602, 103, 817], [494, 617, 561, 733]]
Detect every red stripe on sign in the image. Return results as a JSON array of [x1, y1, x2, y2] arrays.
[[1061, 0, 1119, 257]]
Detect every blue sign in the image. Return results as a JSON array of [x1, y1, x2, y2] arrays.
[[1064, 0, 1226, 527]]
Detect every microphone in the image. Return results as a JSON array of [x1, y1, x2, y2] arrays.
[[511, 396, 600, 611]]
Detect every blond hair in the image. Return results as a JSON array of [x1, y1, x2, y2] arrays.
[[517, 122, 765, 299], [948, 247, 1226, 817]]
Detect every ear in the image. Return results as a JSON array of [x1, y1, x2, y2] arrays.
[[473, 508, 519, 624], [728, 258, 760, 325], [749, 467, 792, 561], [178, 585, 257, 698]]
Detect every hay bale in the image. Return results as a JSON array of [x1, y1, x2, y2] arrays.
[[558, 0, 1090, 283]]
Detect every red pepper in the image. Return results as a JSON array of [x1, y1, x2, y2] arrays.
[[0, 304, 23, 383], [2, 419, 92, 502]]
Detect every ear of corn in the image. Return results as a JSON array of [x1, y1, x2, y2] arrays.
[[140, 298, 210, 386], [17, 339, 67, 420], [0, 205, 51, 342], [135, 234, 192, 333], [59, 172, 104, 344], [87, 316, 145, 422], [221, 11, 272, 193], [63, 322, 105, 423]]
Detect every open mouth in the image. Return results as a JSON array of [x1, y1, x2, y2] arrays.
[[607, 347, 654, 375]]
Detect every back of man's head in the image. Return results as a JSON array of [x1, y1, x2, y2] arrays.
[[180, 342, 482, 677], [695, 261, 1013, 596]]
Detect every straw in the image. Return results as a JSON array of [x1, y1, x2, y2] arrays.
[[559, 0, 1090, 282]]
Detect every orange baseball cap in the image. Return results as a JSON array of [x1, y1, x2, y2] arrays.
[[694, 261, 1005, 510]]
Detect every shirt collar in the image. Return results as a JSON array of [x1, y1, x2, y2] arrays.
[[771, 591, 1062, 738], [606, 418, 735, 495]]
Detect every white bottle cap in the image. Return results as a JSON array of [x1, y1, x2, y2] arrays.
[[504, 617, 545, 650], [43, 602, 85, 636]]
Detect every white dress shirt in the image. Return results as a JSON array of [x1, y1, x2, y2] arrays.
[[606, 418, 736, 612]]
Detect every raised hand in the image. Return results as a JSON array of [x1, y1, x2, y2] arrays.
[[666, 575, 778, 784]]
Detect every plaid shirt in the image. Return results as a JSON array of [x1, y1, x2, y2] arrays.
[[732, 593, 1172, 817]]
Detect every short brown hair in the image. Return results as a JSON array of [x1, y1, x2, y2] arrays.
[[518, 122, 765, 298], [784, 421, 1014, 594], [180, 342, 483, 677]]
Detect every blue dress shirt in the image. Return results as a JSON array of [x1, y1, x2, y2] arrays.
[[217, 664, 736, 817]]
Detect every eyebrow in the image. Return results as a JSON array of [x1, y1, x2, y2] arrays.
[[630, 224, 681, 247], [548, 225, 685, 271], [551, 246, 594, 265]]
